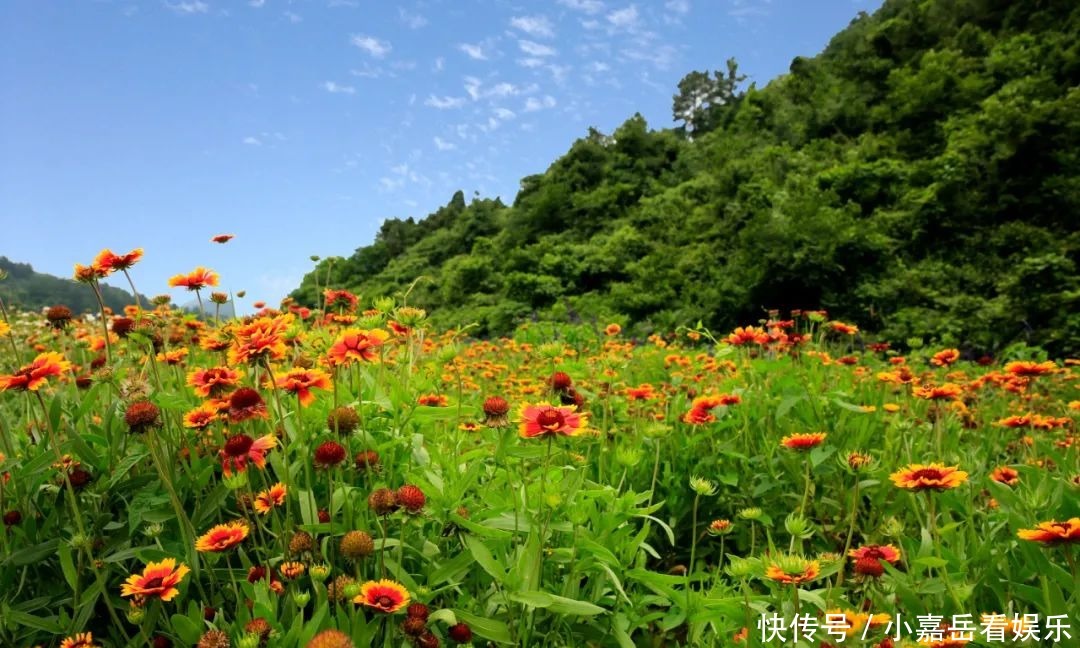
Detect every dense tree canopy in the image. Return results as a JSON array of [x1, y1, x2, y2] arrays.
[[292, 0, 1080, 355]]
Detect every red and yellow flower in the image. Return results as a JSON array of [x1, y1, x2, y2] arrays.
[[219, 433, 276, 476], [275, 367, 331, 407], [120, 558, 190, 602], [890, 463, 968, 491], [354, 579, 410, 613], [168, 267, 219, 291], [0, 352, 72, 391], [1017, 518, 1080, 545], [60, 632, 100, 648], [92, 248, 143, 275], [930, 349, 960, 367], [764, 557, 820, 585], [187, 366, 242, 397], [326, 328, 391, 365], [254, 483, 287, 515], [518, 403, 587, 438], [780, 432, 827, 451], [195, 521, 250, 552]]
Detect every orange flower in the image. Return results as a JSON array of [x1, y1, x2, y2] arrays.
[[890, 463, 968, 491], [781, 432, 827, 451], [275, 368, 331, 407], [187, 366, 242, 398], [0, 352, 72, 391], [326, 328, 391, 365], [156, 348, 188, 365], [682, 394, 739, 424], [279, 561, 306, 580], [764, 558, 820, 585], [354, 579, 410, 613], [60, 632, 100, 648], [726, 326, 769, 346], [219, 433, 277, 476], [1017, 518, 1080, 545], [227, 316, 290, 365], [254, 483, 287, 514], [624, 384, 655, 401], [829, 321, 858, 335], [417, 393, 449, 407], [93, 248, 143, 275], [1004, 360, 1057, 377], [195, 521, 250, 552], [989, 466, 1020, 486], [168, 267, 219, 291], [211, 234, 235, 243], [604, 323, 621, 336], [120, 558, 190, 601], [912, 383, 963, 400], [183, 403, 221, 429], [930, 349, 960, 367], [519, 403, 587, 438]]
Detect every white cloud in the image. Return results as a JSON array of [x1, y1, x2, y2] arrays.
[[434, 136, 456, 151], [425, 95, 467, 109], [517, 57, 545, 68], [351, 34, 392, 58], [510, 15, 554, 38], [607, 5, 639, 29], [399, 7, 427, 28], [620, 43, 677, 69], [558, 0, 604, 14], [433, 57, 445, 72], [493, 107, 516, 121], [243, 136, 262, 145], [322, 81, 356, 94], [665, 0, 690, 13], [458, 43, 488, 60], [518, 40, 557, 57], [283, 10, 301, 22], [589, 61, 611, 72], [248, 0, 265, 7], [524, 95, 557, 111], [165, 1, 208, 14]]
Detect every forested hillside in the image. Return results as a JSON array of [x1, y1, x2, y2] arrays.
[[0, 256, 142, 314], [292, 0, 1080, 354]]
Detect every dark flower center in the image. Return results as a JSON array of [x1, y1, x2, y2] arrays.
[[224, 434, 255, 456], [537, 408, 564, 429], [144, 576, 164, 589], [911, 469, 943, 481], [377, 595, 395, 608]]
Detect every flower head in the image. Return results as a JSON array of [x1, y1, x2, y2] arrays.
[[326, 329, 391, 365], [518, 403, 587, 438], [276, 367, 331, 407], [168, 267, 219, 291], [780, 432, 827, 451], [93, 248, 143, 275], [195, 521, 249, 552], [254, 483, 287, 515], [219, 433, 276, 476], [120, 558, 190, 602], [187, 366, 242, 398], [60, 633, 100, 648], [211, 234, 235, 244], [764, 556, 820, 585], [0, 352, 71, 391], [1017, 518, 1080, 545], [228, 387, 269, 423], [354, 579, 410, 613], [890, 463, 968, 491]]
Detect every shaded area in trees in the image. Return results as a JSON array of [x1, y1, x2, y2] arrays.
[[0, 257, 143, 314]]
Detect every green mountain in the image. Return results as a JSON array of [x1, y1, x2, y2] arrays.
[[0, 256, 144, 314], [292, 0, 1080, 355]]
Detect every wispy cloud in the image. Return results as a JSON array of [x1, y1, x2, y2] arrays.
[[510, 15, 554, 38], [243, 136, 262, 145], [458, 43, 488, 60], [164, 1, 208, 15], [524, 95, 557, 111], [248, 0, 264, 7], [728, 0, 771, 18], [351, 34, 392, 58], [425, 95, 467, 109], [399, 7, 428, 29], [493, 107, 516, 121], [283, 11, 301, 23], [322, 81, 356, 94], [558, 0, 604, 14], [518, 40, 557, 57], [665, 0, 690, 13], [607, 5, 639, 29], [433, 136, 456, 151]]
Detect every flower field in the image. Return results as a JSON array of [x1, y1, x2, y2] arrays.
[[0, 252, 1077, 648]]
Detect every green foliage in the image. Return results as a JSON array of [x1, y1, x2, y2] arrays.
[[292, 0, 1080, 354]]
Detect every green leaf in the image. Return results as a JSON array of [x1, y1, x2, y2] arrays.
[[452, 609, 513, 644], [171, 613, 203, 645], [58, 542, 78, 594], [463, 535, 506, 583]]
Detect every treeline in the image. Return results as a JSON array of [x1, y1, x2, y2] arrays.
[[0, 256, 141, 314], [292, 0, 1080, 355]]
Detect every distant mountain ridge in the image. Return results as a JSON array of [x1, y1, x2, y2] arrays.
[[0, 256, 146, 314]]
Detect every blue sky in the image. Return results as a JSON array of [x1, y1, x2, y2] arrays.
[[1, 0, 880, 312]]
